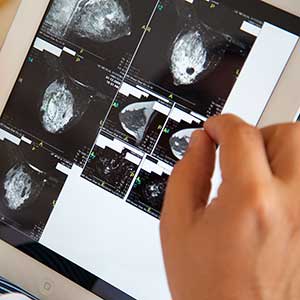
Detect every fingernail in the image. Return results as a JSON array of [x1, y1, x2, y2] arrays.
[[189, 130, 202, 149]]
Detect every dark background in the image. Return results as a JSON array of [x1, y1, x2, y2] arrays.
[[127, 161, 169, 219], [0, 140, 67, 241], [60, 0, 158, 73], [1, 48, 116, 164], [82, 142, 139, 198], [102, 91, 170, 154], [129, 0, 256, 117], [153, 114, 204, 166]]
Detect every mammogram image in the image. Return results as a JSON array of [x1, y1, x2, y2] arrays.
[[0, 140, 67, 241], [127, 161, 169, 219], [82, 143, 141, 198], [45, 0, 131, 41], [170, 29, 208, 86], [40, 79, 77, 134], [69, 0, 132, 43], [38, 50, 116, 136], [129, 0, 257, 117], [103, 88, 170, 154], [169, 128, 199, 160], [3, 163, 45, 211], [42, 0, 157, 70], [153, 107, 204, 165], [119, 101, 157, 144], [43, 0, 77, 36], [1, 48, 114, 164], [169, 21, 228, 87]]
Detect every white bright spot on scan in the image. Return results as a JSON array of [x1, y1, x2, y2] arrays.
[[41, 80, 75, 134], [4, 165, 32, 210], [171, 30, 207, 86], [45, 0, 78, 35], [73, 0, 131, 42], [170, 128, 199, 160]]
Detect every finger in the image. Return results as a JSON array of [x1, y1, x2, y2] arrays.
[[261, 123, 300, 180], [161, 130, 216, 230], [204, 114, 272, 184]]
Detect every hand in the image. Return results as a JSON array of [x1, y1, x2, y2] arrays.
[[160, 114, 300, 300]]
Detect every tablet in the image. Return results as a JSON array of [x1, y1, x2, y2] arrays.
[[0, 1, 299, 300]]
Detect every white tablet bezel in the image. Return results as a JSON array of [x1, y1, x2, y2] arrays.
[[253, 0, 300, 126], [0, 1, 299, 300], [0, 0, 49, 116]]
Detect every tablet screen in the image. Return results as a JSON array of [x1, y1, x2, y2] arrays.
[[0, 0, 299, 299]]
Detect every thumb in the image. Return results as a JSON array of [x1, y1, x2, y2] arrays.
[[161, 130, 216, 229]]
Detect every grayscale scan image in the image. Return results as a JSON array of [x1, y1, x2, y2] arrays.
[[82, 139, 141, 198], [170, 29, 208, 86], [44, 0, 77, 36], [1, 0, 298, 228], [4, 163, 43, 211], [1, 48, 115, 165], [169, 128, 198, 160], [129, 0, 258, 117], [119, 101, 156, 144], [45, 0, 132, 42], [102, 85, 171, 154], [42, 0, 158, 71], [40, 79, 77, 134], [127, 158, 169, 219], [153, 105, 204, 166], [69, 0, 132, 42], [169, 21, 228, 87], [0, 140, 67, 241]]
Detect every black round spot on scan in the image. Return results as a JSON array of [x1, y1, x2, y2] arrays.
[[186, 67, 195, 75]]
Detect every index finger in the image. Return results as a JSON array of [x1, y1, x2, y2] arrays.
[[161, 130, 215, 231], [204, 114, 272, 184]]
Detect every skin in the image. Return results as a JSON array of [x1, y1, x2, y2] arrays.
[[160, 114, 300, 300]]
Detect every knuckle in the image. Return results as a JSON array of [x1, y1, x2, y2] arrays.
[[245, 183, 275, 227], [252, 198, 270, 224], [244, 182, 298, 234]]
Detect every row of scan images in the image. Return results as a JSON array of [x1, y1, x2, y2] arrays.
[[83, 89, 205, 219], [0, 131, 175, 242], [0, 108, 200, 237], [0, 137, 67, 241], [39, 0, 257, 115], [101, 81, 205, 165], [0, 96, 207, 240], [1, 46, 206, 168], [83, 132, 174, 220], [0, 0, 263, 226], [1, 0, 260, 167], [1, 110, 299, 242], [9, 106, 300, 229], [42, 0, 256, 90]]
